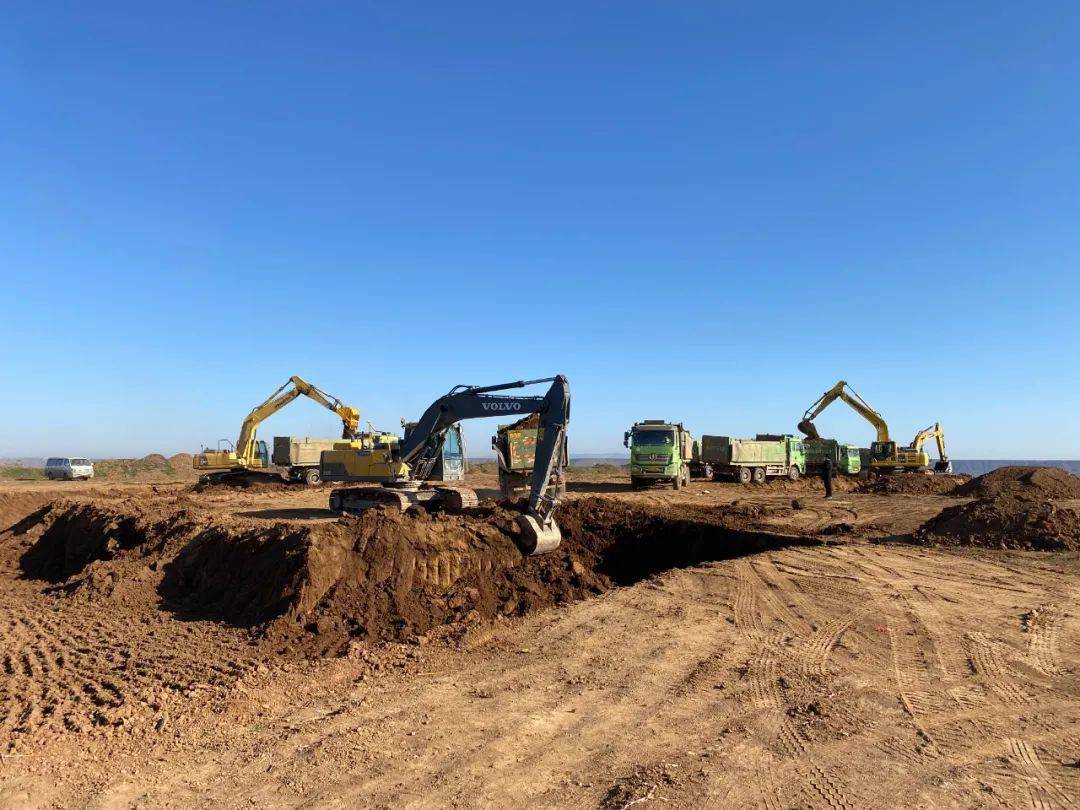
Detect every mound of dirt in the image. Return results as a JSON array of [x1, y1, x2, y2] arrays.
[[955, 466, 1080, 500], [19, 494, 810, 658], [858, 474, 967, 496], [915, 492, 1080, 551], [93, 455, 200, 482]]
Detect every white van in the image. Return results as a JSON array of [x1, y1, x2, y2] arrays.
[[44, 457, 95, 480]]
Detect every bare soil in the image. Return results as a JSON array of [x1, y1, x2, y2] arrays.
[[0, 470, 1078, 808], [956, 465, 1080, 499]]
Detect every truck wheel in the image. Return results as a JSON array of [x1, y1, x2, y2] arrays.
[[304, 468, 322, 486], [752, 467, 766, 484], [672, 472, 682, 490], [736, 467, 752, 485], [631, 477, 643, 491], [787, 466, 800, 482]]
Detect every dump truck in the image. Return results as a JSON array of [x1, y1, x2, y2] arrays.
[[273, 434, 398, 485], [492, 413, 569, 499], [624, 420, 693, 490], [803, 439, 862, 476], [700, 434, 805, 484]]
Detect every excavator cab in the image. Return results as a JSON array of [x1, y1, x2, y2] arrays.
[[869, 441, 896, 463], [401, 422, 466, 481]]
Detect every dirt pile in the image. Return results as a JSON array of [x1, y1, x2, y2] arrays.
[[915, 492, 1080, 551], [955, 466, 1080, 499], [171, 497, 769, 655], [93, 454, 201, 482], [858, 474, 967, 496], [15, 494, 809, 658]]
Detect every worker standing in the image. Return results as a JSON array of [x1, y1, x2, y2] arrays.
[[821, 456, 834, 499]]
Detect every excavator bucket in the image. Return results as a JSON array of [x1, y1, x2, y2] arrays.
[[797, 419, 820, 440], [934, 460, 953, 474], [516, 514, 563, 555]]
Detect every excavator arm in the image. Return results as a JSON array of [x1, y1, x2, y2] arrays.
[[234, 375, 359, 463], [798, 380, 891, 445], [399, 376, 571, 552]]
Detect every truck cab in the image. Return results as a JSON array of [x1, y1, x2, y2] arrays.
[[625, 420, 693, 490], [804, 439, 862, 476]]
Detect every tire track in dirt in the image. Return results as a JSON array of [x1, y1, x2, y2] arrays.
[[1005, 738, 1076, 810], [835, 550, 952, 758], [847, 547, 1079, 806], [968, 632, 1035, 705], [0, 581, 256, 750], [761, 552, 873, 677], [1024, 606, 1065, 677], [731, 558, 857, 809]]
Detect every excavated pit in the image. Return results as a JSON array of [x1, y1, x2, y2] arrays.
[[14, 496, 818, 657]]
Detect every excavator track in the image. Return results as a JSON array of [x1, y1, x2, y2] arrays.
[[198, 469, 286, 488], [434, 487, 480, 512], [328, 486, 481, 516], [329, 486, 439, 515]]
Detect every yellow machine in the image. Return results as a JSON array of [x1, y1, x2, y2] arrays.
[[194, 376, 361, 484], [910, 422, 952, 473], [797, 381, 948, 474]]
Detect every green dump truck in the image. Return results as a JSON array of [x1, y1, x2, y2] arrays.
[[492, 413, 568, 499], [803, 439, 862, 476], [700, 434, 805, 484], [625, 420, 694, 490]]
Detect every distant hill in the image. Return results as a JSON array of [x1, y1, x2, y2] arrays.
[[0, 458, 45, 468]]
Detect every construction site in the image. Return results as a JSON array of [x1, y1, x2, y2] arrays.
[[1, 374, 1078, 809], [10, 2, 1080, 805]]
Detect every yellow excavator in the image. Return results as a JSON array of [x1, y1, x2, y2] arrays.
[[193, 376, 362, 485], [910, 422, 952, 474], [797, 381, 950, 474]]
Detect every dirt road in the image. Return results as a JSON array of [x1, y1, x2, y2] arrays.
[[0, 473, 1077, 808]]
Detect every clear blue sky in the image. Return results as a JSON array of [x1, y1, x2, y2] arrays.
[[3, 2, 1078, 459]]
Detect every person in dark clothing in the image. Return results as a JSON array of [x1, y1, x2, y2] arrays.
[[821, 456, 834, 499]]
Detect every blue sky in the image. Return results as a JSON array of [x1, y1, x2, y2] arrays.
[[2, 2, 1078, 459]]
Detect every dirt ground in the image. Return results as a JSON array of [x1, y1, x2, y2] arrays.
[[0, 469, 1078, 809]]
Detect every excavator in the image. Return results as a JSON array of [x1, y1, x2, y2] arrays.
[[910, 422, 952, 474], [194, 375, 362, 485], [797, 380, 950, 474], [320, 376, 570, 555]]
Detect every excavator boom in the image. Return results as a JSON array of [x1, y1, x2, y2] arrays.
[[798, 380, 891, 444]]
